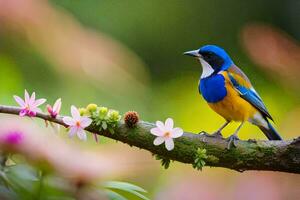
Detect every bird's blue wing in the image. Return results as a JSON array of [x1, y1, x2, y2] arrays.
[[227, 66, 273, 121]]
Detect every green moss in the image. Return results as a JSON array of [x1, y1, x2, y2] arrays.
[[236, 160, 244, 166], [254, 144, 276, 158], [154, 154, 171, 169], [206, 155, 219, 164]]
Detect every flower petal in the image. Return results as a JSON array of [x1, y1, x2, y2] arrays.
[[68, 126, 77, 138], [150, 127, 163, 136], [14, 95, 25, 107], [165, 138, 174, 151], [63, 116, 76, 126], [32, 98, 46, 107], [77, 129, 87, 141], [32, 107, 42, 113], [24, 90, 30, 103], [47, 104, 53, 113], [80, 117, 92, 127], [165, 118, 174, 130], [53, 98, 61, 113], [71, 105, 80, 120], [153, 136, 165, 146], [171, 128, 183, 138], [30, 92, 36, 104], [156, 121, 165, 131]]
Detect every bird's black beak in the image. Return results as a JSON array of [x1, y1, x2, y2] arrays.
[[183, 50, 200, 57]]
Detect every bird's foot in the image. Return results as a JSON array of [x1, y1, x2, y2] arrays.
[[198, 131, 208, 135], [247, 139, 257, 143], [210, 130, 223, 138], [227, 134, 239, 149], [198, 131, 223, 138]]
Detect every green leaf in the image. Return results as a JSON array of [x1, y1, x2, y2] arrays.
[[192, 148, 208, 170], [0, 185, 17, 199], [102, 122, 108, 130], [6, 164, 38, 181], [103, 181, 147, 193], [105, 189, 128, 200], [119, 189, 149, 200], [108, 127, 115, 134], [103, 181, 149, 200], [0, 171, 13, 188]]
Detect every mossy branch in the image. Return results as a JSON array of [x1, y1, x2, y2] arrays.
[[0, 105, 300, 174]]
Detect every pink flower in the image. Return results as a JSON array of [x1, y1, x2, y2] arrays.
[[47, 98, 62, 118], [14, 90, 46, 117], [150, 118, 183, 151], [1, 131, 23, 145], [63, 105, 92, 140]]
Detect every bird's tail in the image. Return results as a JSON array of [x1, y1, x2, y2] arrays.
[[259, 120, 282, 140]]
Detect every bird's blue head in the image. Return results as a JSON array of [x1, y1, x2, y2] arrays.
[[184, 45, 234, 78]]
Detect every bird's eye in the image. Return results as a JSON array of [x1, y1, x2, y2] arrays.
[[206, 52, 213, 58]]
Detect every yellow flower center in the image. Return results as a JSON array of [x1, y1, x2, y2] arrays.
[[76, 121, 81, 127], [164, 131, 171, 138]]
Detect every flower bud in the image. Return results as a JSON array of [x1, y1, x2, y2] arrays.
[[124, 111, 139, 128], [108, 110, 121, 122], [98, 107, 108, 118], [86, 103, 98, 112], [79, 108, 87, 116]]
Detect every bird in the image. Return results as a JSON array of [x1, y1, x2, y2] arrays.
[[183, 44, 282, 148]]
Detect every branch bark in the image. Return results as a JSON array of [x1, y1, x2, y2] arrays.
[[0, 105, 299, 174]]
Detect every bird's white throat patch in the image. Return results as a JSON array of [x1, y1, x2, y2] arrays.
[[199, 58, 214, 78]]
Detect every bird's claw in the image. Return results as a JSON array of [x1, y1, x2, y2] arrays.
[[198, 131, 223, 138], [247, 139, 257, 143], [227, 134, 239, 149], [198, 130, 206, 135], [210, 131, 223, 138]]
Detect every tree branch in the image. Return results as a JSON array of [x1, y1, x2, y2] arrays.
[[0, 105, 299, 174]]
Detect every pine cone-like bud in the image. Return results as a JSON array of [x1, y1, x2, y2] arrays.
[[124, 111, 139, 128]]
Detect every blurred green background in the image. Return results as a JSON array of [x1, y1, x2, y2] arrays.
[[0, 0, 300, 199]]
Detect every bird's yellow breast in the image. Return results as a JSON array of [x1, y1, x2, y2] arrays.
[[208, 72, 257, 122]]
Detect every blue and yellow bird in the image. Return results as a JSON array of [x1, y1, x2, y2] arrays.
[[184, 45, 282, 146]]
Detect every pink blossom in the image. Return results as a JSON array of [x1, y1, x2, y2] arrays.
[[150, 118, 183, 151], [47, 98, 62, 118], [14, 90, 46, 117], [1, 131, 23, 145], [63, 105, 92, 140]]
